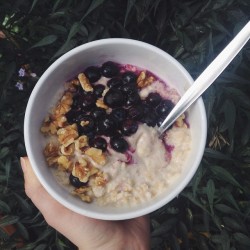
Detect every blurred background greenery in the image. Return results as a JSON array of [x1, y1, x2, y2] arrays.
[[0, 0, 250, 249]]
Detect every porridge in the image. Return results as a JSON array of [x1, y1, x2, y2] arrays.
[[40, 61, 191, 207]]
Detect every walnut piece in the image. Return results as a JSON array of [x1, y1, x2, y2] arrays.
[[75, 135, 88, 152], [73, 187, 92, 203], [96, 98, 109, 109], [41, 116, 58, 135], [72, 160, 90, 183], [54, 92, 73, 116], [78, 73, 93, 92], [93, 171, 108, 187], [60, 143, 75, 156], [57, 124, 78, 147], [85, 147, 106, 165], [137, 71, 154, 88], [57, 155, 72, 171], [44, 142, 59, 157]]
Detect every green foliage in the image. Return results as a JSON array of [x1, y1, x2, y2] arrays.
[[0, 0, 250, 249]]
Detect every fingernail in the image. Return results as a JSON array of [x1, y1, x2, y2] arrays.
[[20, 157, 26, 171]]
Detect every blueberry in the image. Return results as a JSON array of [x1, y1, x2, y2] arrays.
[[101, 61, 119, 78], [110, 108, 127, 124], [110, 137, 129, 153], [93, 84, 105, 97], [141, 102, 152, 116], [78, 115, 95, 134], [121, 71, 137, 84], [90, 107, 106, 119], [90, 137, 107, 151], [107, 77, 123, 89], [156, 100, 174, 116], [69, 174, 87, 188], [103, 88, 126, 108], [141, 112, 157, 127], [121, 119, 138, 136], [145, 92, 162, 106], [97, 115, 117, 136], [65, 109, 81, 124], [119, 83, 137, 94], [81, 93, 97, 110], [126, 91, 141, 106], [128, 105, 144, 120], [84, 66, 101, 83]]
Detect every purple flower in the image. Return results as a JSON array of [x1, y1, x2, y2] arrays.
[[18, 68, 26, 77], [15, 81, 24, 91]]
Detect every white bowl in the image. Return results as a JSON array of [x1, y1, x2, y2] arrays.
[[24, 38, 207, 220]]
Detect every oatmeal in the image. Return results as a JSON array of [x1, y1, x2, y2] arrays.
[[40, 61, 191, 207]]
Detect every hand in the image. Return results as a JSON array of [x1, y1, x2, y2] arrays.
[[20, 157, 150, 250]]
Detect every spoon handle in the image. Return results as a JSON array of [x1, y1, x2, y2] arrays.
[[158, 21, 250, 135]]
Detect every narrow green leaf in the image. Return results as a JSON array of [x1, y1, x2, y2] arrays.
[[0, 200, 11, 213], [0, 132, 20, 144], [14, 193, 33, 215], [0, 227, 10, 239], [192, 165, 204, 196], [214, 204, 238, 215], [210, 165, 242, 188], [124, 0, 136, 26], [16, 222, 29, 240], [151, 218, 177, 237], [5, 157, 11, 185], [221, 99, 236, 140], [51, 23, 79, 60], [233, 233, 250, 246], [52, 0, 62, 12], [34, 244, 47, 250], [29, 0, 39, 13], [0, 147, 9, 159], [30, 35, 58, 49], [223, 217, 247, 233], [80, 0, 105, 22], [34, 228, 53, 243], [206, 179, 215, 214], [204, 148, 233, 161], [0, 215, 19, 227]]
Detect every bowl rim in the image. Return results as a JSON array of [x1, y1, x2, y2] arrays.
[[24, 38, 207, 220]]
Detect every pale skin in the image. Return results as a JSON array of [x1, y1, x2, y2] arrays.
[[20, 157, 150, 250]]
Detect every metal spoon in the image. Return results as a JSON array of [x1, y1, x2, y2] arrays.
[[158, 21, 250, 136]]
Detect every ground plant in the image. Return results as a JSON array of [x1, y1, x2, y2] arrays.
[[0, 0, 250, 249]]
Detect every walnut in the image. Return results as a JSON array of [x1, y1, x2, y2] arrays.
[[51, 114, 67, 128], [57, 155, 72, 170], [66, 78, 80, 92], [41, 116, 58, 135], [57, 124, 78, 147], [137, 71, 154, 88], [54, 92, 73, 116], [60, 143, 75, 156], [78, 73, 93, 92], [175, 114, 187, 128], [46, 156, 59, 167], [93, 171, 108, 187], [75, 135, 88, 152], [85, 147, 106, 165], [72, 160, 90, 183], [96, 98, 109, 109], [44, 142, 59, 157], [73, 186, 93, 203]]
